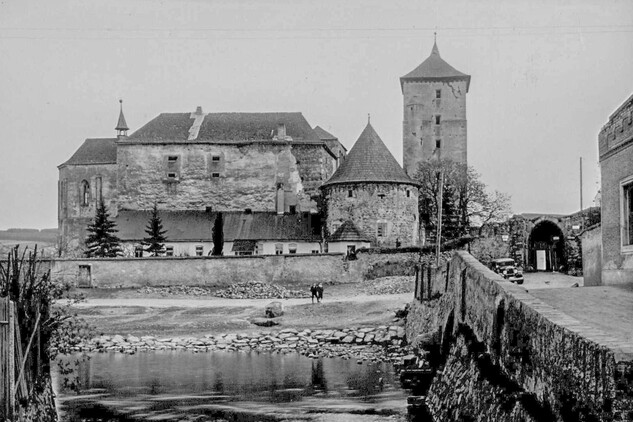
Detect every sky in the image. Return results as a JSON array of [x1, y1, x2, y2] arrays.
[[0, 0, 632, 230]]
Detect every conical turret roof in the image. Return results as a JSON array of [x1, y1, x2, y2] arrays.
[[400, 39, 470, 92], [321, 122, 419, 188], [115, 100, 129, 132]]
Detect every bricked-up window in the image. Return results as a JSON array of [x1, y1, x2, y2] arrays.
[[435, 115, 441, 125], [166, 246, 174, 256], [81, 180, 90, 206], [377, 222, 387, 238], [622, 180, 633, 247], [195, 245, 204, 256], [435, 89, 441, 99], [275, 244, 283, 255], [166, 156, 180, 179]]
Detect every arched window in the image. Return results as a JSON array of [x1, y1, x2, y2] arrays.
[[81, 180, 90, 206]]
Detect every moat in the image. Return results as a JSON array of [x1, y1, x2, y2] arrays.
[[53, 351, 409, 422]]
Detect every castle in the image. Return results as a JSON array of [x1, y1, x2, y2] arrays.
[[58, 39, 468, 256]]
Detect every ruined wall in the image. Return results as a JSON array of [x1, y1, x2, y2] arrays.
[[291, 143, 337, 207], [58, 163, 118, 253], [116, 142, 310, 213], [402, 80, 467, 176], [324, 183, 419, 247], [406, 251, 633, 421]]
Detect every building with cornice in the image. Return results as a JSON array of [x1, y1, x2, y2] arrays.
[[401, 39, 470, 176]]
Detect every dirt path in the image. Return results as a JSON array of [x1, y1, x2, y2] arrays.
[[73, 292, 412, 309]]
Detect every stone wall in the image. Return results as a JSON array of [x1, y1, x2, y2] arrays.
[[58, 163, 118, 252], [115, 141, 311, 213], [405, 251, 633, 421], [50, 251, 419, 288], [291, 143, 336, 203], [581, 225, 602, 286], [324, 183, 419, 247], [402, 80, 468, 175]]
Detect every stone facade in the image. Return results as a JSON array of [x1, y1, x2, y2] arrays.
[[116, 141, 315, 213], [402, 79, 468, 175], [58, 162, 117, 251], [598, 93, 633, 285], [323, 183, 419, 247]]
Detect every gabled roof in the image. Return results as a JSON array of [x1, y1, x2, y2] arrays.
[[59, 138, 118, 167], [128, 112, 320, 142], [400, 40, 470, 92], [320, 122, 419, 188], [313, 125, 338, 141], [116, 210, 213, 242], [116, 210, 321, 243], [328, 220, 371, 242]]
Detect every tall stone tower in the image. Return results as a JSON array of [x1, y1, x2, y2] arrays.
[[401, 38, 471, 176]]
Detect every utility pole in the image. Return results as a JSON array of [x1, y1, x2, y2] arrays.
[[580, 156, 583, 211]]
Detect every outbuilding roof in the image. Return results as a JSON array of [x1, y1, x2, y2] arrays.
[[320, 122, 419, 188], [116, 210, 321, 243], [400, 40, 471, 92], [59, 138, 118, 167], [129, 112, 320, 142], [328, 220, 371, 242]]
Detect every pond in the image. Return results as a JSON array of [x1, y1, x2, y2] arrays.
[[53, 351, 410, 421]]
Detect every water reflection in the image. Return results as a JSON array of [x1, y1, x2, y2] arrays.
[[55, 351, 407, 421]]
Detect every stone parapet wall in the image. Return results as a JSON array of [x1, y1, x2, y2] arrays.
[[405, 251, 633, 421]]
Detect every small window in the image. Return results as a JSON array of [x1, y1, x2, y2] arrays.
[[134, 246, 143, 258], [378, 194, 386, 199], [81, 180, 90, 206], [311, 250, 319, 254], [166, 156, 180, 179], [347, 245, 356, 255], [435, 115, 441, 125], [275, 244, 283, 255], [166, 246, 174, 257], [212, 173, 220, 178], [436, 139, 441, 149], [289, 243, 297, 254], [435, 89, 441, 99], [211, 156, 221, 162], [167, 172, 177, 179], [377, 222, 387, 238], [348, 190, 354, 198], [289, 205, 297, 214], [406, 190, 411, 198], [195, 245, 204, 256]]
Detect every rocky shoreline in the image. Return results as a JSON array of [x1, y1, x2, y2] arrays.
[[63, 325, 409, 363]]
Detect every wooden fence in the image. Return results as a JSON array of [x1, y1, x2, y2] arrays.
[[0, 296, 42, 420]]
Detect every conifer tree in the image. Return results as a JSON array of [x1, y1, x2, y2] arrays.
[[85, 203, 122, 257], [212, 212, 224, 256], [143, 203, 168, 256]]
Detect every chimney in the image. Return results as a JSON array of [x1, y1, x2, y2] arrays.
[[276, 183, 285, 214], [277, 123, 286, 139]]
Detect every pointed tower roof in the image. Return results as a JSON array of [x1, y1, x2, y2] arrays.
[[400, 38, 470, 92], [328, 220, 371, 242], [115, 99, 129, 132], [321, 122, 419, 188]]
